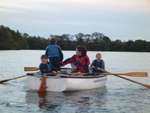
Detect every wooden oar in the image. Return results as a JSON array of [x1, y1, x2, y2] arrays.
[[24, 67, 71, 71], [110, 73, 150, 89], [102, 69, 150, 89], [0, 75, 27, 84], [107, 72, 148, 77], [24, 67, 39, 71], [24, 67, 148, 77]]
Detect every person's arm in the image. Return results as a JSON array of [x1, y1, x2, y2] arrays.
[[39, 64, 47, 73], [91, 60, 96, 68], [62, 55, 75, 66], [47, 63, 52, 72], [84, 56, 90, 72], [58, 46, 63, 61], [45, 47, 48, 57], [39, 64, 42, 70], [86, 56, 90, 65], [101, 60, 105, 69]]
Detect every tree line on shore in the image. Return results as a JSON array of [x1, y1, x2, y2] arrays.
[[0, 25, 150, 52]]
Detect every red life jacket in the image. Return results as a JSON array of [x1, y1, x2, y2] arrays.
[[63, 55, 90, 73]]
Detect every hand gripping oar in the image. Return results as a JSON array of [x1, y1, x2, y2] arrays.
[[0, 75, 27, 84]]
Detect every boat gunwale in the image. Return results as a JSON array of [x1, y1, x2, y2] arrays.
[[60, 75, 106, 79], [27, 73, 107, 79]]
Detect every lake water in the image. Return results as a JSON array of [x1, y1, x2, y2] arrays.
[[0, 50, 150, 113]]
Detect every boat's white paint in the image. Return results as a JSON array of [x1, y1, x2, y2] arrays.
[[26, 76, 66, 92], [64, 76, 107, 91], [25, 73, 107, 92]]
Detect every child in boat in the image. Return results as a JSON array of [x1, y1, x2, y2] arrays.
[[91, 53, 105, 74], [62, 46, 90, 73], [45, 38, 63, 71], [39, 55, 53, 73]]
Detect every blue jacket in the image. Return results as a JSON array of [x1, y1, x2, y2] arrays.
[[39, 63, 52, 73], [91, 59, 105, 69], [45, 44, 63, 61]]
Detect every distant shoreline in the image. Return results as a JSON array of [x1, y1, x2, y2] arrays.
[[0, 25, 150, 52]]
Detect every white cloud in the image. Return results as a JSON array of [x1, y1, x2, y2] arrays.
[[0, 0, 150, 13], [0, 0, 150, 40]]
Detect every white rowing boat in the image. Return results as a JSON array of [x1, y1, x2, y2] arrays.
[[25, 72, 107, 92]]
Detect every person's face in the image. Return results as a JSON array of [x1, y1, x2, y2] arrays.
[[96, 54, 102, 60], [41, 58, 48, 64], [76, 49, 81, 56]]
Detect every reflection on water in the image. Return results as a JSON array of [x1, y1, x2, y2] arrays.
[[26, 87, 107, 113]]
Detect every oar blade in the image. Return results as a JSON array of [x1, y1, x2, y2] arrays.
[[143, 84, 150, 89], [24, 67, 39, 71], [126, 72, 148, 77]]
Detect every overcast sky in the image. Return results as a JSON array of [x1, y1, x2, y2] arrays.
[[0, 0, 150, 40]]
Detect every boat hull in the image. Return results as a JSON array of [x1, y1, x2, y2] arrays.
[[25, 73, 107, 92]]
